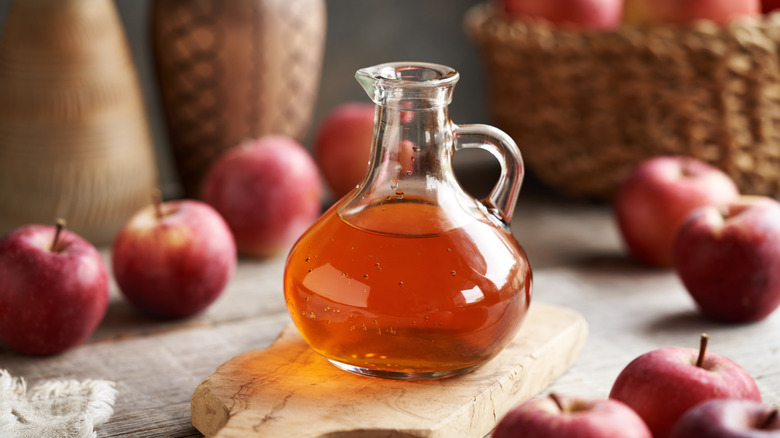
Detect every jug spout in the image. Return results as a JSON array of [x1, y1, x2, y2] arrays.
[[355, 62, 459, 108], [355, 67, 383, 105]]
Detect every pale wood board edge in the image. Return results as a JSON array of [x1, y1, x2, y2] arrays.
[[191, 302, 588, 437]]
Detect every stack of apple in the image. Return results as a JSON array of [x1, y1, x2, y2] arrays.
[[494, 334, 778, 437], [0, 134, 324, 355], [497, 0, 767, 30], [614, 155, 780, 324]]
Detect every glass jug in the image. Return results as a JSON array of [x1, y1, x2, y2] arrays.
[[284, 62, 532, 380]]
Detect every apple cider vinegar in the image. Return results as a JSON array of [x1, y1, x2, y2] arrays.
[[284, 200, 532, 378], [284, 61, 532, 379]]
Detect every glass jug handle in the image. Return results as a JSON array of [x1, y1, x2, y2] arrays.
[[454, 124, 524, 224]]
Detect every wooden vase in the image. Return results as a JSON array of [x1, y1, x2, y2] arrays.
[[0, 0, 159, 245], [152, 0, 327, 198]]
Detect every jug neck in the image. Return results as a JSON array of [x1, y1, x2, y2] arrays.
[[339, 63, 473, 232], [355, 62, 462, 196], [365, 98, 454, 194]]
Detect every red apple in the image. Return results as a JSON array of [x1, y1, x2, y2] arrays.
[[202, 135, 323, 257], [613, 155, 740, 267], [493, 393, 652, 438], [499, 0, 623, 30], [610, 335, 762, 438], [0, 220, 109, 355], [669, 398, 779, 437], [763, 0, 780, 13], [112, 197, 236, 319], [314, 102, 375, 199], [673, 195, 780, 323], [623, 0, 759, 25]]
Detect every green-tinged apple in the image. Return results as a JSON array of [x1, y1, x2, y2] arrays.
[[610, 334, 762, 438], [0, 220, 108, 355], [613, 155, 740, 267], [202, 135, 323, 257], [624, 0, 759, 25], [499, 0, 623, 30], [112, 197, 236, 319], [669, 398, 779, 437], [314, 102, 375, 199], [493, 393, 652, 438], [673, 195, 780, 323]]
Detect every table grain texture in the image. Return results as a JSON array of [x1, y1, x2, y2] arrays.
[[2, 179, 778, 437]]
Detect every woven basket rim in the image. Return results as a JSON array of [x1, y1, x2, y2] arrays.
[[464, 3, 780, 200], [465, 3, 780, 44]]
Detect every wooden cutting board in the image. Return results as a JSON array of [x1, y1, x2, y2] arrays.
[[191, 302, 588, 437]]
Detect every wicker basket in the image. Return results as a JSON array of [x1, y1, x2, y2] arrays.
[[466, 4, 780, 200]]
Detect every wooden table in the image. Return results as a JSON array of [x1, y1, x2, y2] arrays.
[[2, 176, 779, 437]]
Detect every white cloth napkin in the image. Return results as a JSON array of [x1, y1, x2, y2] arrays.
[[0, 369, 117, 438]]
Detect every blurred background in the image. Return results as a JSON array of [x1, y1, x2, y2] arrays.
[[0, 0, 492, 197]]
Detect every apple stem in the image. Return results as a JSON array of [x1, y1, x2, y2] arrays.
[[680, 157, 696, 177], [548, 393, 565, 413], [153, 189, 164, 219], [761, 409, 778, 429], [51, 218, 66, 252], [696, 333, 709, 368]]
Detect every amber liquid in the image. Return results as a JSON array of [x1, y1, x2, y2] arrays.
[[284, 199, 532, 377]]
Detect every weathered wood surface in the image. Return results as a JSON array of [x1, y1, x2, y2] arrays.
[[191, 302, 587, 438], [1, 184, 779, 437]]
